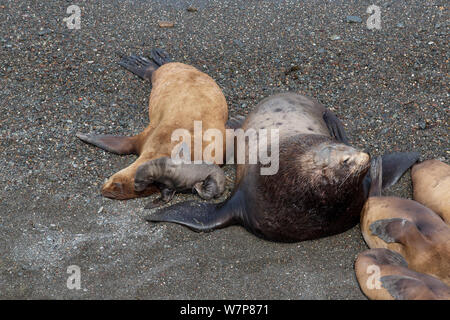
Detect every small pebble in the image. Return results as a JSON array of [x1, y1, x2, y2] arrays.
[[346, 16, 362, 23], [158, 21, 175, 28]]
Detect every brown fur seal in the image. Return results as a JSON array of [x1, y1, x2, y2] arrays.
[[411, 159, 450, 224], [76, 49, 228, 199], [360, 157, 450, 285], [355, 248, 450, 300], [134, 156, 225, 208], [145, 93, 419, 242]]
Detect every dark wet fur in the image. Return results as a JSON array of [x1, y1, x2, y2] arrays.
[[148, 135, 369, 242]]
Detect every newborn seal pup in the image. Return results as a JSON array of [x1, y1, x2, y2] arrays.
[[146, 93, 419, 242], [411, 159, 450, 224], [76, 49, 228, 199], [134, 156, 226, 208], [360, 157, 450, 285], [355, 248, 450, 300]]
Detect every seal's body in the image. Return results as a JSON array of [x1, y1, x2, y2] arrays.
[[412, 160, 450, 224], [355, 248, 450, 300], [77, 50, 228, 200], [359, 157, 450, 299], [146, 93, 419, 242], [361, 197, 450, 285], [134, 157, 225, 207]]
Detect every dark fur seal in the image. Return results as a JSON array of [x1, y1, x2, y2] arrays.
[[134, 156, 225, 208], [76, 49, 228, 199], [146, 93, 419, 242], [360, 157, 450, 286]]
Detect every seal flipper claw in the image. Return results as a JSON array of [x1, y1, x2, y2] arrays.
[[380, 152, 420, 190], [323, 109, 350, 145], [150, 48, 172, 66], [76, 132, 138, 155], [118, 55, 159, 81]]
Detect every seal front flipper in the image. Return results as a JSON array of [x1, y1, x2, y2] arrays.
[[370, 218, 424, 245], [76, 132, 138, 155], [380, 152, 420, 190], [323, 109, 350, 145], [118, 55, 159, 81], [145, 190, 245, 232], [145, 201, 233, 232], [380, 275, 446, 300]]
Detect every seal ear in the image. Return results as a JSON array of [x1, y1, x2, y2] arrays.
[[76, 132, 138, 155]]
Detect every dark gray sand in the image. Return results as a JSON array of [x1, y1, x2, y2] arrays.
[[0, 0, 448, 299]]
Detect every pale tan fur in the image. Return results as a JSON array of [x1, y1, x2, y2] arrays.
[[102, 62, 228, 199], [360, 197, 450, 285], [412, 160, 450, 224], [355, 249, 450, 300]]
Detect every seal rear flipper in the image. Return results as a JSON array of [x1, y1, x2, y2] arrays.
[[380, 275, 441, 300], [145, 201, 237, 232], [380, 152, 420, 190], [76, 132, 138, 155], [322, 109, 350, 145], [148, 48, 172, 66], [118, 55, 159, 81]]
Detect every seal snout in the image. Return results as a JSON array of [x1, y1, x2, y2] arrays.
[[352, 151, 370, 166]]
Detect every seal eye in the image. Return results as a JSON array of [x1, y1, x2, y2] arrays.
[[343, 156, 350, 164]]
